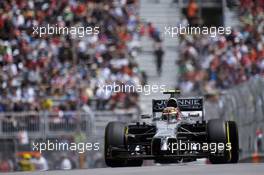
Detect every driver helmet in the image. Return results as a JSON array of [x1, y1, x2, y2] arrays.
[[161, 107, 180, 122]]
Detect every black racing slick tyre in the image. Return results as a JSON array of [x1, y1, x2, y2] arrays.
[[228, 121, 239, 163], [104, 122, 143, 167], [207, 119, 228, 164], [207, 119, 239, 164], [105, 121, 126, 167]]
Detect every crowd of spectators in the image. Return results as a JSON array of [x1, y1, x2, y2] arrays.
[[0, 0, 145, 113], [178, 0, 264, 94]]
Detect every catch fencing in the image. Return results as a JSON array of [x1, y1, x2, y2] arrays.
[[0, 109, 138, 168], [0, 110, 138, 139], [0, 111, 94, 139], [204, 76, 264, 157]]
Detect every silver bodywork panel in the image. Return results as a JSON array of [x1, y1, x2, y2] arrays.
[[152, 117, 196, 151]]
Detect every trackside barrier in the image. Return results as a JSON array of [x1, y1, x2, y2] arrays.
[[0, 109, 138, 139], [204, 76, 264, 159], [0, 111, 94, 139], [0, 110, 139, 169]]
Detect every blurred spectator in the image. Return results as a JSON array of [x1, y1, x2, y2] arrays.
[[256, 128, 263, 153], [31, 153, 48, 171], [60, 155, 72, 170], [0, 155, 14, 172], [18, 153, 35, 171], [147, 22, 161, 42], [0, 0, 144, 112], [178, 0, 264, 94], [144, 21, 164, 77], [187, 0, 199, 26], [154, 40, 164, 76]]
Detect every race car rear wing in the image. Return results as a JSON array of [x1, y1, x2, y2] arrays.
[[152, 97, 204, 120]]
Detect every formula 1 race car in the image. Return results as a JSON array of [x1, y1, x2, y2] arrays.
[[104, 90, 239, 167]]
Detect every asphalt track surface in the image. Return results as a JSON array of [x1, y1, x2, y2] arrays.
[[4, 163, 264, 175]]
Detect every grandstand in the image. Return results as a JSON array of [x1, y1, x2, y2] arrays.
[[0, 0, 144, 113], [177, 0, 264, 94]]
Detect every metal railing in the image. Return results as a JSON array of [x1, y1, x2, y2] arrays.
[[0, 109, 139, 139], [0, 109, 139, 169], [0, 111, 94, 139]]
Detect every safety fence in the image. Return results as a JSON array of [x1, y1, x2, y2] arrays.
[[0, 111, 93, 139], [204, 76, 264, 157], [0, 110, 138, 139], [0, 109, 138, 170]]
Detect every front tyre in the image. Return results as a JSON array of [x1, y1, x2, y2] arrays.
[[228, 121, 239, 163], [104, 122, 143, 167], [105, 121, 127, 167], [207, 119, 239, 164]]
